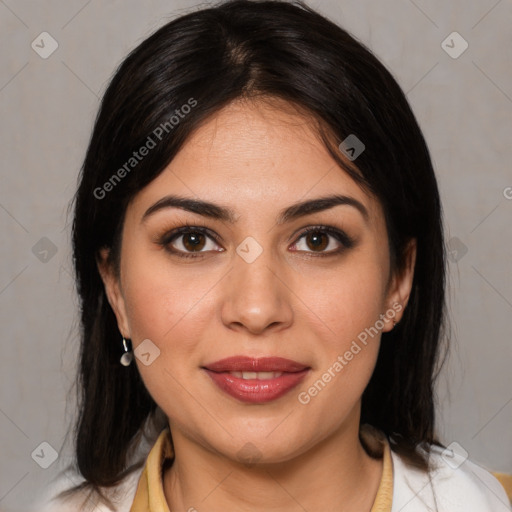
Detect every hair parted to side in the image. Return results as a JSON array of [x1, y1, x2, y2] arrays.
[[56, 0, 449, 509]]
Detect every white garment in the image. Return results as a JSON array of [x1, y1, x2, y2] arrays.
[[37, 444, 511, 512], [390, 444, 511, 511], [36, 468, 139, 512]]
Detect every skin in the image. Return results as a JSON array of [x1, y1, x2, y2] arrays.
[[98, 97, 416, 512]]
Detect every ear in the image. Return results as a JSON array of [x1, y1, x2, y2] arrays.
[[96, 247, 131, 338], [381, 238, 417, 332]]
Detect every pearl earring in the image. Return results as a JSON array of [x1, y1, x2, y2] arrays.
[[120, 337, 133, 366]]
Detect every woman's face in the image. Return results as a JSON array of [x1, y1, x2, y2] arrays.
[[99, 98, 415, 463]]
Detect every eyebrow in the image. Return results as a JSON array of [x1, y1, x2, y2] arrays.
[[141, 193, 369, 225]]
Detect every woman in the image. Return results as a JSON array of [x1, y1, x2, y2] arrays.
[[41, 0, 511, 510]]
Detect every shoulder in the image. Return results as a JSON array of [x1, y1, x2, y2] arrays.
[[390, 443, 512, 511], [37, 467, 143, 512]]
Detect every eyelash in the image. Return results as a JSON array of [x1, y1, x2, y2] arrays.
[[157, 223, 355, 260]]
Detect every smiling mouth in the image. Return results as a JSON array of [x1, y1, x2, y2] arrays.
[[201, 356, 310, 403]]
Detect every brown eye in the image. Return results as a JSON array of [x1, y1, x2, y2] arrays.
[[304, 231, 329, 252], [169, 231, 219, 254], [181, 232, 207, 252], [291, 226, 355, 256], [160, 226, 224, 259]]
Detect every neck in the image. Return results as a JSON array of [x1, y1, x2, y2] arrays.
[[163, 420, 383, 512]]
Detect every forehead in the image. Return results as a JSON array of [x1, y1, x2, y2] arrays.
[[128, 98, 383, 229]]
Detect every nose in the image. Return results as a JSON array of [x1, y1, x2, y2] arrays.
[[220, 244, 294, 335]]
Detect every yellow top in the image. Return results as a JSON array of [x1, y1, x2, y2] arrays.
[[129, 425, 394, 512], [493, 472, 512, 504]]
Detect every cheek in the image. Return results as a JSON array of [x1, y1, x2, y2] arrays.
[[121, 249, 218, 357], [120, 253, 215, 416], [294, 260, 385, 421], [290, 250, 387, 411], [295, 251, 388, 350]]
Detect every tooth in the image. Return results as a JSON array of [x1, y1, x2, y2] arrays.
[[257, 371, 279, 380], [232, 371, 284, 379], [222, 370, 289, 379]]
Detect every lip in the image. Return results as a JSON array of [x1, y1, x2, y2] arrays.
[[203, 356, 309, 372], [202, 356, 310, 404]]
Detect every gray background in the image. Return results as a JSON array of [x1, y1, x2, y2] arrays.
[[1, 0, 511, 510]]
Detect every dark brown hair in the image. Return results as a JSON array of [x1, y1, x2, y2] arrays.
[[55, 0, 449, 509]]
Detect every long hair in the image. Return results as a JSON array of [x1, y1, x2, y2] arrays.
[[56, 0, 449, 508]]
